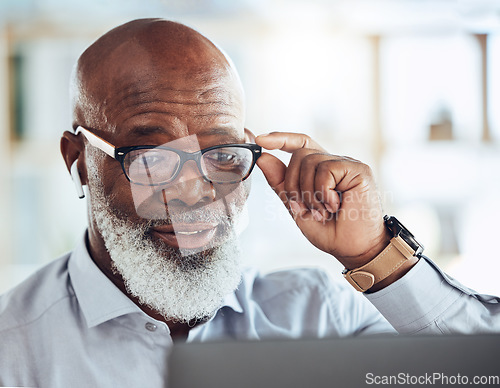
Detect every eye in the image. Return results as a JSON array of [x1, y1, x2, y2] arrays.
[[138, 153, 164, 168], [127, 150, 167, 170], [206, 151, 238, 165]]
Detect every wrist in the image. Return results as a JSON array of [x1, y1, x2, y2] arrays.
[[342, 216, 424, 293], [365, 255, 419, 293], [343, 230, 392, 270]]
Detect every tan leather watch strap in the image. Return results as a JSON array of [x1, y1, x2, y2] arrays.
[[343, 235, 418, 292]]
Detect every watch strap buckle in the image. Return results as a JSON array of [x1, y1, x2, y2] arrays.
[[342, 235, 417, 292], [343, 269, 375, 292]]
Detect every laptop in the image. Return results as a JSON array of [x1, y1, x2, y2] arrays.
[[168, 334, 500, 388]]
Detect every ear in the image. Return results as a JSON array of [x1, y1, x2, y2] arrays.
[[244, 128, 256, 143], [60, 130, 88, 186]]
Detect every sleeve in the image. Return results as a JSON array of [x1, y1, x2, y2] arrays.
[[314, 270, 397, 337], [364, 256, 500, 334]]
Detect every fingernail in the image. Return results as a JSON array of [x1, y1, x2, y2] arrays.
[[324, 203, 334, 213], [289, 200, 301, 215], [311, 209, 324, 222]]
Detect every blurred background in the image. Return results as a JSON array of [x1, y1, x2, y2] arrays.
[[1, 0, 500, 295]]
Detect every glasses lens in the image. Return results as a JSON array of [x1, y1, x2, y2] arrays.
[[201, 146, 254, 183], [124, 148, 180, 185]]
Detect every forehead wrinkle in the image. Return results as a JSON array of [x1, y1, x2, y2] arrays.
[[105, 94, 239, 126], [116, 81, 234, 101], [105, 101, 239, 125], [124, 98, 231, 107], [194, 112, 237, 118], [103, 82, 239, 124], [115, 82, 236, 107], [124, 124, 238, 138]]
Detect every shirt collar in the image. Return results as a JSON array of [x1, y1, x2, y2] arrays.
[[68, 232, 140, 328], [68, 231, 244, 328], [221, 286, 243, 314]]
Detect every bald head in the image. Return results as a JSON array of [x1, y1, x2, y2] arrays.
[[71, 18, 244, 132]]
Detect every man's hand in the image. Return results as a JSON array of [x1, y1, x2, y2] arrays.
[[255, 132, 391, 270]]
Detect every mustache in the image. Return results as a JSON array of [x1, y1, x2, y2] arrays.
[[143, 205, 234, 229]]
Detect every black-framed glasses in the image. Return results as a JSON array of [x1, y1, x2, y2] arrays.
[[74, 126, 262, 186]]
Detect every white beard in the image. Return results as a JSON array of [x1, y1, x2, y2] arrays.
[[86, 148, 243, 324]]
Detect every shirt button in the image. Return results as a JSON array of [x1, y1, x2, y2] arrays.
[[145, 322, 157, 332]]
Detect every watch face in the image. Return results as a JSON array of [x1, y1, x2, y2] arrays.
[[385, 216, 424, 255]]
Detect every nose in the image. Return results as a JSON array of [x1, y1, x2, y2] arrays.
[[160, 160, 215, 207]]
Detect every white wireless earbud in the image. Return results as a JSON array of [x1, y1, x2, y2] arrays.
[[70, 161, 85, 199]]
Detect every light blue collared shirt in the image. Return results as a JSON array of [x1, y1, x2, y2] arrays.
[[365, 255, 500, 334], [1, 233, 499, 387]]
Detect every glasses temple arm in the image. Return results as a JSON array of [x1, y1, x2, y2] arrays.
[[74, 126, 116, 158]]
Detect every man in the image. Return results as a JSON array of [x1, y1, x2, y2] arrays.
[[1, 18, 499, 387]]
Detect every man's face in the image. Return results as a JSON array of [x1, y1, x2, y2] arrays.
[[82, 38, 249, 323]]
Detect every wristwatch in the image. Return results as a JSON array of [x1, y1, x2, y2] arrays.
[[342, 215, 424, 292]]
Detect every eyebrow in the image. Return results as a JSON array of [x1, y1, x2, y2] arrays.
[[127, 126, 166, 137], [127, 126, 238, 139], [198, 127, 237, 137]]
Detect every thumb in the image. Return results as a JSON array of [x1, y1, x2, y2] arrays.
[[256, 152, 288, 204], [257, 152, 313, 225]]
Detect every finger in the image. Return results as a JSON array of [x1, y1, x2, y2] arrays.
[[298, 154, 331, 220], [255, 132, 326, 153], [314, 160, 343, 214], [256, 152, 288, 204], [314, 159, 375, 214], [257, 153, 309, 218], [331, 159, 372, 193], [284, 148, 322, 203]]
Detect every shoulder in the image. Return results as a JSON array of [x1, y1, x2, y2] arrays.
[[236, 266, 356, 321], [232, 267, 390, 337], [240, 266, 347, 303], [0, 252, 74, 334]]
